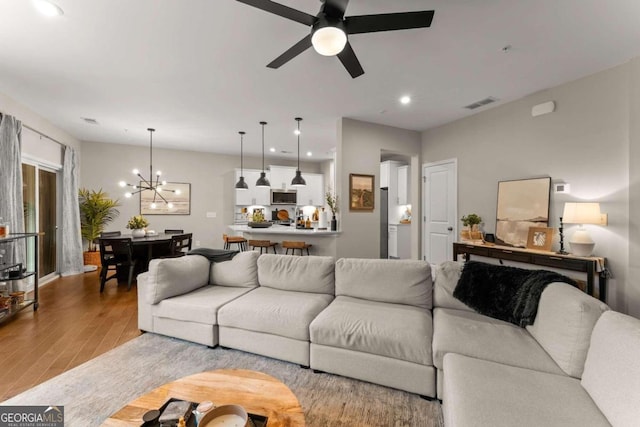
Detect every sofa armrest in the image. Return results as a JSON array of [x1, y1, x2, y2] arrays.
[[526, 282, 609, 378], [144, 255, 210, 304]]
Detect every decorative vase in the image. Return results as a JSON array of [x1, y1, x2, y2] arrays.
[[83, 251, 101, 268], [460, 227, 471, 241], [470, 224, 483, 240], [131, 229, 145, 238], [330, 215, 337, 231]]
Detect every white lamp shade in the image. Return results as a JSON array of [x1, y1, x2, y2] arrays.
[[562, 202, 602, 225], [312, 26, 347, 56]]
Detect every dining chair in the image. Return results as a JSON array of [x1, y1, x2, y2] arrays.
[[98, 238, 137, 292], [164, 229, 184, 234], [169, 233, 193, 257]]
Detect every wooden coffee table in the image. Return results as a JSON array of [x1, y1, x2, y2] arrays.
[[102, 369, 305, 426]]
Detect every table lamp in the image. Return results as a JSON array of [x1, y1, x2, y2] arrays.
[[562, 202, 605, 257]]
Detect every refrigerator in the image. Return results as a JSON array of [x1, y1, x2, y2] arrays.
[[380, 188, 388, 258]]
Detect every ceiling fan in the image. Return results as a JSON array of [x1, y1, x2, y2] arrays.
[[237, 0, 435, 78]]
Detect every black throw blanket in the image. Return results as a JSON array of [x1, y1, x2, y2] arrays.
[[187, 248, 238, 263], [453, 261, 577, 327]]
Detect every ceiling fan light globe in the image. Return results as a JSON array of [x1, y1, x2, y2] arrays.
[[312, 26, 347, 56]]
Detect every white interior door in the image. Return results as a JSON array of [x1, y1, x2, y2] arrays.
[[422, 159, 457, 264]]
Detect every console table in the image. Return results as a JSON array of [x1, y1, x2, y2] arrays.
[[453, 242, 607, 302]]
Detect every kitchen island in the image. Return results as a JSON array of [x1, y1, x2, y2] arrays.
[[228, 224, 340, 257]]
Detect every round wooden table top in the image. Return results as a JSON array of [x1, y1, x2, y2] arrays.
[[101, 369, 305, 426]]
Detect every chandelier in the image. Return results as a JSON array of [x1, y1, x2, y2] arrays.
[[118, 128, 180, 209]]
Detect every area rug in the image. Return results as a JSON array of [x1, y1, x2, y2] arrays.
[[2, 333, 443, 427]]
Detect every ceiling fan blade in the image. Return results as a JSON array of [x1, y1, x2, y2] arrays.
[[236, 0, 316, 26], [321, 0, 350, 18], [337, 41, 364, 78], [267, 34, 313, 69], [344, 10, 434, 34]]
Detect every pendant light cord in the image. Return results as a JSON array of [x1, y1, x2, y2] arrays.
[[296, 118, 301, 170], [239, 131, 245, 175], [260, 121, 267, 172], [148, 128, 154, 182]]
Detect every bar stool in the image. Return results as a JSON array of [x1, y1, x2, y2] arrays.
[[248, 239, 278, 254], [282, 241, 312, 256], [223, 234, 247, 251]]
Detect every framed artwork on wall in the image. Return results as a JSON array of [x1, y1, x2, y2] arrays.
[[526, 226, 554, 252], [349, 174, 375, 211], [495, 177, 551, 247], [140, 182, 191, 215]]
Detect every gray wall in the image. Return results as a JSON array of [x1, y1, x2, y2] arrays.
[[336, 118, 421, 259], [80, 141, 320, 249], [422, 62, 633, 314]]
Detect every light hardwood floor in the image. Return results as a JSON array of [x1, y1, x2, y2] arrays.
[[0, 271, 141, 400]]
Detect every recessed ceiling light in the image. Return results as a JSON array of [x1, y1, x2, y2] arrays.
[[269, 147, 276, 152], [306, 151, 312, 157], [33, 0, 64, 17], [400, 95, 411, 105]]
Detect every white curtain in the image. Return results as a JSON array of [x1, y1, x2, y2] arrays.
[[60, 146, 84, 276], [0, 114, 25, 264]]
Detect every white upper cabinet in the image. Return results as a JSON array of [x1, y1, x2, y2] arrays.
[[397, 165, 410, 205], [296, 173, 324, 206], [268, 165, 297, 190], [235, 169, 270, 206]]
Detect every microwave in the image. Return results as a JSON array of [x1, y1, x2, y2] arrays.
[[271, 189, 297, 205]]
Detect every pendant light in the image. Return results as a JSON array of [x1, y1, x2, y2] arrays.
[[235, 131, 249, 190], [255, 121, 271, 187], [291, 117, 306, 187]]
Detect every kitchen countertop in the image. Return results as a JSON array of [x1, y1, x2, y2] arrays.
[[229, 224, 340, 236]]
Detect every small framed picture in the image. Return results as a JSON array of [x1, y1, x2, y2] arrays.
[[526, 227, 553, 252], [349, 174, 375, 211]]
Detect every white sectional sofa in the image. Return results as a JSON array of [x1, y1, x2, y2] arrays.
[[137, 253, 640, 425]]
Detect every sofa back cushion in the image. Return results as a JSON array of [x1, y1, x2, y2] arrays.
[[211, 251, 259, 288], [145, 255, 210, 304], [433, 261, 473, 311], [335, 258, 432, 309], [581, 311, 640, 427], [258, 254, 335, 294], [526, 283, 609, 378]]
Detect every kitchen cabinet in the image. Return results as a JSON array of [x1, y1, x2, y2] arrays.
[[296, 173, 324, 206], [380, 160, 403, 189], [235, 169, 270, 206], [397, 165, 410, 205], [388, 224, 411, 259], [268, 165, 297, 190]]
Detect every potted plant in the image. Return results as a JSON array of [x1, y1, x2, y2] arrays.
[[78, 188, 120, 265], [325, 191, 339, 231], [461, 213, 482, 241], [126, 215, 149, 237]]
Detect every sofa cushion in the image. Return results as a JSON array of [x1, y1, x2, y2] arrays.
[[433, 261, 472, 311], [581, 311, 640, 427], [211, 251, 259, 288], [154, 285, 254, 324], [310, 296, 433, 365], [432, 307, 563, 374], [218, 287, 333, 341], [335, 258, 432, 309], [443, 353, 610, 427], [257, 254, 334, 294], [526, 283, 609, 378], [145, 255, 210, 304]]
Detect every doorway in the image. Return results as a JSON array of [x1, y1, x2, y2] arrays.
[[22, 163, 60, 282], [422, 159, 457, 264]]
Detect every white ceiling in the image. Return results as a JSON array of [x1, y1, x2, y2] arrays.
[[1, 0, 640, 161]]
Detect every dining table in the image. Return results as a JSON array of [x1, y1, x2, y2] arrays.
[[100, 232, 177, 272]]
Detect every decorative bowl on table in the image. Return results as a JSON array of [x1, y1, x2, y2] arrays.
[[248, 222, 272, 228]]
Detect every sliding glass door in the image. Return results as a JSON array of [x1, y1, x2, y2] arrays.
[[22, 163, 60, 281]]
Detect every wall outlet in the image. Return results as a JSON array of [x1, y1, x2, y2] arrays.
[[195, 240, 201, 247], [206, 212, 216, 218]]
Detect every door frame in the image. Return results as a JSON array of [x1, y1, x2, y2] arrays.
[[422, 158, 458, 263]]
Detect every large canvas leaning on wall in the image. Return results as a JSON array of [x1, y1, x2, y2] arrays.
[[495, 177, 551, 247]]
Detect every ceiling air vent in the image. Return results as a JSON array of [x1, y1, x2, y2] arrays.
[[464, 97, 498, 110], [81, 117, 99, 125]]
